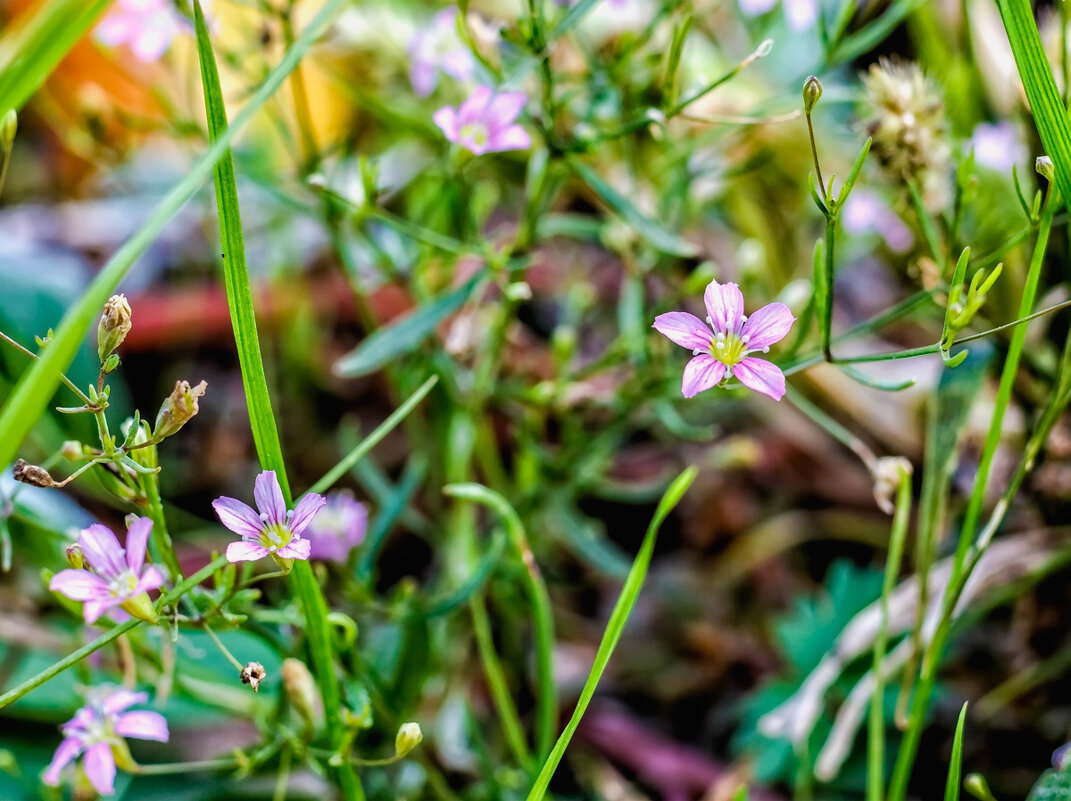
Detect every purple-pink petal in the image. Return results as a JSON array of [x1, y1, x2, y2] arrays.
[[457, 85, 493, 122], [101, 689, 149, 716], [83, 741, 116, 796], [79, 524, 125, 578], [125, 516, 153, 573], [254, 471, 287, 526], [734, 357, 786, 400], [704, 280, 744, 334], [741, 302, 795, 350], [433, 106, 459, 140], [83, 598, 121, 625], [226, 541, 271, 563], [50, 570, 109, 602], [115, 710, 169, 742], [212, 496, 264, 539], [682, 355, 727, 398], [43, 736, 84, 785], [485, 91, 526, 128], [490, 125, 531, 151], [277, 538, 312, 560], [289, 493, 327, 536], [134, 565, 166, 595], [652, 311, 714, 351]]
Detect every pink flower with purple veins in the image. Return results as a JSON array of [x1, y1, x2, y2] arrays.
[[434, 86, 531, 155], [49, 517, 165, 624], [653, 279, 795, 401], [306, 491, 368, 563], [43, 686, 168, 796], [94, 0, 190, 62], [408, 8, 476, 97], [213, 470, 324, 564]]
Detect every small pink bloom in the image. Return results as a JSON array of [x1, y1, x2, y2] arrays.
[[306, 491, 368, 563], [43, 686, 168, 796], [970, 121, 1027, 172], [50, 518, 165, 624], [94, 0, 193, 62], [652, 279, 795, 401], [738, 0, 817, 31], [408, 8, 475, 97], [213, 470, 323, 563], [842, 189, 913, 253], [434, 86, 531, 155]]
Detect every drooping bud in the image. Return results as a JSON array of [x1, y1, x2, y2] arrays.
[[1037, 155, 1055, 183], [97, 294, 132, 364], [12, 459, 57, 488], [240, 661, 267, 692], [281, 658, 321, 727], [65, 543, 84, 569], [153, 380, 208, 441], [803, 75, 823, 113], [394, 722, 423, 757]]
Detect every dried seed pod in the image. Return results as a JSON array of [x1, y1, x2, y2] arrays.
[[13, 459, 57, 488], [153, 380, 208, 441], [239, 661, 267, 692], [97, 294, 132, 364]]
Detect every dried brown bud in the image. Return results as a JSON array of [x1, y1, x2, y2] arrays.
[[240, 661, 267, 692], [153, 380, 208, 441], [97, 294, 132, 364], [12, 459, 57, 488]]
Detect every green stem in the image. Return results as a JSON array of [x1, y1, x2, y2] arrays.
[[822, 215, 836, 360], [0, 330, 95, 407]]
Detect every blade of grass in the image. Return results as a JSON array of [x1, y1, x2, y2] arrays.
[[944, 703, 969, 801], [0, 0, 346, 471], [524, 467, 697, 801], [191, 4, 362, 799]]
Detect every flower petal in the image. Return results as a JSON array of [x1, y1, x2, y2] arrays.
[[681, 355, 727, 398], [135, 566, 166, 595], [457, 85, 493, 123], [50, 570, 109, 602], [102, 689, 149, 716], [226, 541, 271, 562], [741, 302, 795, 350], [652, 312, 713, 351], [83, 598, 121, 625], [212, 496, 264, 539], [734, 357, 787, 400], [79, 524, 125, 577], [277, 538, 311, 560], [83, 741, 116, 796], [254, 471, 287, 526], [115, 710, 170, 742], [289, 493, 327, 536], [43, 736, 84, 785], [485, 91, 527, 129], [433, 106, 459, 141], [489, 125, 531, 152], [125, 516, 153, 573], [704, 280, 745, 334]]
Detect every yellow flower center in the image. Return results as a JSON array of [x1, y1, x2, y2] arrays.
[[260, 523, 292, 552]]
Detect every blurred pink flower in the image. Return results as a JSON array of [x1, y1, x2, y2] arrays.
[[738, 0, 817, 31], [842, 189, 913, 253], [49, 518, 165, 624], [409, 8, 475, 97], [653, 279, 794, 400], [970, 121, 1027, 172], [94, 0, 193, 62], [43, 686, 168, 796], [434, 86, 531, 155], [213, 470, 323, 562], [306, 491, 368, 562]]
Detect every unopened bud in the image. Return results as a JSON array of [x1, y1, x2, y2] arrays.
[[0, 110, 16, 151], [281, 658, 320, 727], [97, 294, 132, 364], [65, 543, 84, 569], [394, 722, 423, 757], [12, 459, 56, 488], [153, 380, 207, 440], [964, 773, 997, 801], [803, 75, 823, 113], [240, 661, 267, 692], [1037, 155, 1055, 183], [871, 456, 912, 515], [61, 441, 83, 461]]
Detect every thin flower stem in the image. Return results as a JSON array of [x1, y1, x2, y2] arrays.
[[142, 464, 183, 583], [133, 756, 242, 776], [806, 109, 827, 205], [0, 330, 95, 407], [784, 387, 877, 472], [202, 623, 244, 672], [822, 216, 836, 360]]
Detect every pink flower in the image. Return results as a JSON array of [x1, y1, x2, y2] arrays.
[[94, 0, 189, 62], [970, 121, 1027, 172], [842, 189, 913, 253], [43, 686, 168, 796], [433, 86, 531, 155], [213, 470, 324, 563], [49, 518, 165, 624], [653, 279, 795, 401], [738, 0, 817, 31], [306, 491, 368, 562], [408, 8, 475, 97]]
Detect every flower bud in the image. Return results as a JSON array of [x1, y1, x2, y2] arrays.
[[871, 456, 912, 515], [61, 441, 84, 461], [153, 380, 208, 441], [65, 543, 84, 569], [12, 459, 56, 488], [1037, 155, 1055, 182], [803, 75, 823, 113], [1, 109, 17, 152], [281, 658, 321, 727], [394, 722, 423, 757], [240, 661, 267, 692], [97, 294, 132, 364], [963, 772, 997, 801]]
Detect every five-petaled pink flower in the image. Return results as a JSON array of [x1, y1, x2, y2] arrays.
[[653, 279, 795, 401], [94, 0, 190, 62], [306, 491, 368, 563], [213, 470, 324, 563], [408, 7, 475, 97], [44, 686, 168, 796], [433, 86, 531, 155], [50, 518, 165, 624]]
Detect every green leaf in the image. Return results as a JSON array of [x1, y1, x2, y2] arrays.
[[524, 467, 697, 801], [943, 703, 968, 801], [549, 0, 601, 40], [333, 277, 483, 377], [568, 159, 698, 258]]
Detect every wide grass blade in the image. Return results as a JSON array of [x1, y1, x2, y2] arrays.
[[0, 0, 346, 471], [524, 467, 697, 801]]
